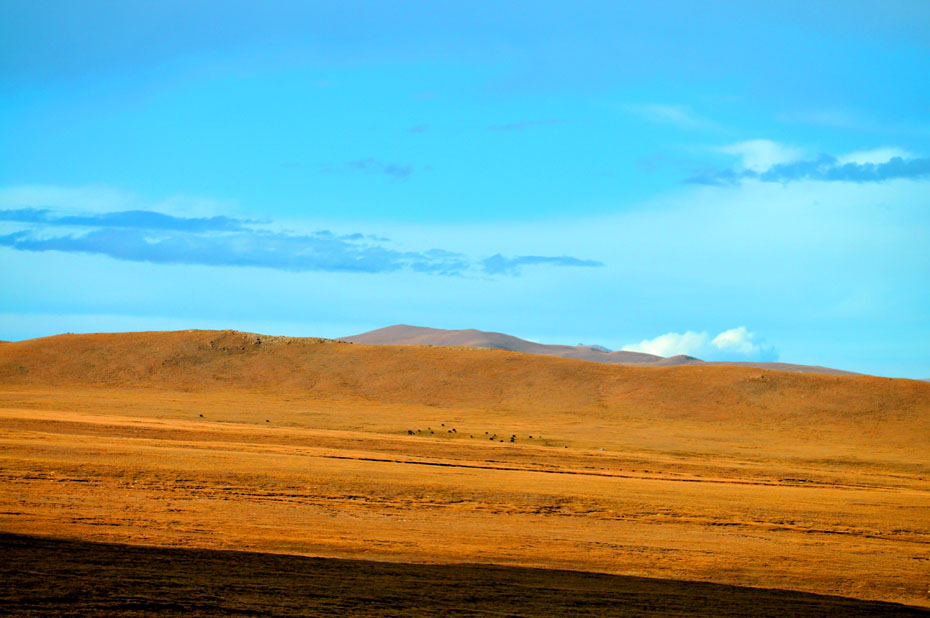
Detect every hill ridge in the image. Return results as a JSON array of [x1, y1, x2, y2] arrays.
[[340, 324, 855, 375], [0, 330, 924, 427]]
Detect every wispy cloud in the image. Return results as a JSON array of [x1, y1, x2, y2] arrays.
[[408, 124, 430, 134], [716, 140, 805, 172], [622, 326, 775, 361], [0, 207, 601, 278], [780, 108, 865, 130], [481, 254, 603, 275], [345, 158, 414, 180], [488, 119, 566, 132], [687, 152, 930, 186], [624, 103, 715, 130], [0, 208, 252, 232], [0, 185, 235, 217], [836, 147, 915, 166]]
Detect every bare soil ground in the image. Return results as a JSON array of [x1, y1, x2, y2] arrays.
[[1, 331, 928, 612]]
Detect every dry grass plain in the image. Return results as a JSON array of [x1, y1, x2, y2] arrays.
[[1, 330, 929, 614]]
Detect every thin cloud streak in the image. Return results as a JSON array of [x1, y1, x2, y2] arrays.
[[346, 158, 414, 180], [482, 253, 603, 275], [624, 103, 716, 130], [686, 155, 930, 186], [0, 208, 251, 232], [488, 119, 566, 132], [0, 208, 602, 277]]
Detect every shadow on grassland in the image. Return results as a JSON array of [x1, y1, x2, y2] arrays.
[[1, 533, 926, 617]]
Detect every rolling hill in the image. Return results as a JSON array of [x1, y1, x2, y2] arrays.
[[0, 330, 921, 435]]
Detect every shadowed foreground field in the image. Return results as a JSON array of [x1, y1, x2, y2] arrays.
[[1, 331, 929, 612], [3, 533, 928, 617]]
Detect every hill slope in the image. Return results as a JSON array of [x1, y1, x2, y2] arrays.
[[0, 330, 924, 431], [340, 325, 855, 374]]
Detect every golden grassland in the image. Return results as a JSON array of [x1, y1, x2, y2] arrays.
[[1, 330, 929, 609]]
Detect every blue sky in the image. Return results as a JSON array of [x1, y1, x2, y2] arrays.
[[1, 1, 928, 377]]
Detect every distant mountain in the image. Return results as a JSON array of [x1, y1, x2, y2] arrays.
[[340, 324, 695, 366], [340, 325, 857, 375]]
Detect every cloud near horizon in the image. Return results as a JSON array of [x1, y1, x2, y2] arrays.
[[0, 207, 602, 277], [687, 153, 930, 186], [622, 326, 776, 361]]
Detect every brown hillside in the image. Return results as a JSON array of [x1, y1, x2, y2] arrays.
[[1, 329, 926, 434]]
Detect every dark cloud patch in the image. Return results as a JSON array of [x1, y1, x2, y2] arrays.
[[0, 208, 602, 277], [488, 119, 566, 132], [685, 155, 930, 186], [482, 254, 603, 275]]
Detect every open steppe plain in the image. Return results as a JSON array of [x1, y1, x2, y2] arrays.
[[1, 330, 929, 615]]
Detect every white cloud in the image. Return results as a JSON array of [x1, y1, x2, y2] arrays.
[[711, 326, 760, 355], [717, 139, 805, 172], [836, 146, 915, 166], [622, 330, 708, 357], [623, 327, 773, 360]]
